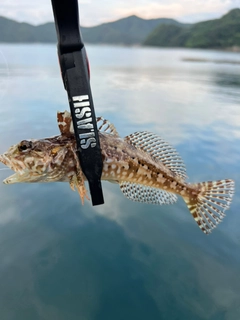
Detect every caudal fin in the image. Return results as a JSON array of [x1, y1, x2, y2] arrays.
[[184, 179, 234, 234]]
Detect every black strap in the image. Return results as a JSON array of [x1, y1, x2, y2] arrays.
[[51, 0, 104, 206]]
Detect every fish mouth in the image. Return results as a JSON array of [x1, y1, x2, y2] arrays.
[[0, 154, 30, 184]]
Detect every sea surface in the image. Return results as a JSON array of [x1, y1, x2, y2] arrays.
[[0, 44, 240, 320]]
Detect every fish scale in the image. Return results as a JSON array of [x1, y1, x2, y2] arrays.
[[100, 133, 194, 198], [0, 111, 235, 235]]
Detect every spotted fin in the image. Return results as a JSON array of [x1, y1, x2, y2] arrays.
[[184, 179, 234, 234], [57, 111, 74, 136], [124, 131, 187, 180], [68, 144, 89, 204], [69, 174, 89, 204], [57, 111, 119, 137], [120, 181, 177, 205], [97, 116, 119, 136]]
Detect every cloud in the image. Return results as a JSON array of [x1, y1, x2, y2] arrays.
[[0, 0, 238, 26], [112, 0, 238, 23]]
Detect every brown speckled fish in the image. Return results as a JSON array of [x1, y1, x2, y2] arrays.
[[0, 111, 235, 234]]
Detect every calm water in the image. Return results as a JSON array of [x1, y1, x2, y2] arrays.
[[0, 44, 240, 320]]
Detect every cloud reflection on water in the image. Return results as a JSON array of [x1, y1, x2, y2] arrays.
[[92, 183, 240, 320], [1, 179, 240, 320], [91, 64, 240, 146], [0, 44, 239, 319]]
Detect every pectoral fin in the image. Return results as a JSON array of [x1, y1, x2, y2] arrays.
[[68, 144, 89, 204], [57, 111, 74, 136], [69, 173, 89, 204]]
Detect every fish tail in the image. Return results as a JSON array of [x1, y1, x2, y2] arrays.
[[184, 179, 234, 234]]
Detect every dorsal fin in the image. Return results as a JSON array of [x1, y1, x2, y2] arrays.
[[57, 112, 119, 137], [57, 111, 74, 136], [120, 181, 177, 205], [97, 116, 119, 136], [124, 131, 187, 180]]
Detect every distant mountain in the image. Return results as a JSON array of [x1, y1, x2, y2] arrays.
[[81, 15, 187, 44], [0, 9, 239, 48], [0, 17, 55, 42], [143, 8, 240, 48], [0, 15, 187, 45]]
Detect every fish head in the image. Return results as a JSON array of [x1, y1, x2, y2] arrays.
[[0, 138, 69, 184]]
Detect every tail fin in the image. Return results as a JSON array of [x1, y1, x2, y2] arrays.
[[184, 179, 234, 234]]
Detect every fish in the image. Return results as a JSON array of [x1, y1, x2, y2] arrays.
[[0, 111, 234, 234]]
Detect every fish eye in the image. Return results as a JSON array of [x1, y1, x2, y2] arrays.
[[18, 140, 32, 152]]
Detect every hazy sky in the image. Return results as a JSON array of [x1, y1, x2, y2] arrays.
[[0, 0, 239, 26]]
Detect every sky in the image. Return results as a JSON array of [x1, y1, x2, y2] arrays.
[[0, 0, 239, 26]]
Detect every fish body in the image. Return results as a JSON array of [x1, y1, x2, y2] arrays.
[[0, 111, 234, 234], [100, 132, 193, 195]]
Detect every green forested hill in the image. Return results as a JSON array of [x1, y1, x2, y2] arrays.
[[0, 15, 186, 45], [143, 8, 240, 48], [0, 9, 239, 48], [82, 15, 185, 44], [0, 17, 57, 42]]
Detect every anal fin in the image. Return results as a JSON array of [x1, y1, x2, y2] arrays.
[[120, 181, 177, 205]]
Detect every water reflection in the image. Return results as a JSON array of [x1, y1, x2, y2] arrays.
[[0, 44, 239, 319], [89, 51, 240, 146], [214, 73, 240, 88], [1, 179, 240, 319], [0, 48, 9, 101]]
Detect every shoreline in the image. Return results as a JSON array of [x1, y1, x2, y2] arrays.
[[0, 42, 240, 52]]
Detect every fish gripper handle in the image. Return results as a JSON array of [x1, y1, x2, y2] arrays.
[[51, 0, 104, 206]]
